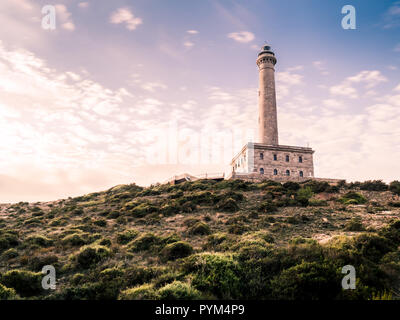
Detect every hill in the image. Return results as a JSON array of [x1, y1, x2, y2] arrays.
[[0, 179, 400, 300]]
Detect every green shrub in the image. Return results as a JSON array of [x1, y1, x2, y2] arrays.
[[344, 218, 365, 232], [258, 201, 278, 214], [130, 203, 158, 217], [296, 187, 314, 206], [128, 233, 161, 252], [352, 233, 395, 262], [119, 284, 159, 300], [124, 266, 159, 287], [2, 248, 18, 259], [76, 246, 111, 268], [283, 181, 301, 192], [359, 180, 388, 191], [158, 281, 201, 300], [339, 192, 367, 205], [93, 219, 107, 227], [116, 229, 139, 244], [0, 283, 17, 300], [25, 235, 53, 247], [0, 232, 19, 252], [308, 199, 328, 206], [160, 241, 193, 262], [303, 181, 330, 193], [160, 202, 180, 216], [188, 222, 211, 235], [389, 181, 400, 196], [228, 223, 248, 235], [1, 270, 42, 297], [269, 261, 341, 300], [216, 198, 239, 212], [182, 253, 241, 299], [62, 233, 87, 246], [26, 254, 58, 271]]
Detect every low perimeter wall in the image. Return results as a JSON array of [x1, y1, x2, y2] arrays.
[[226, 172, 343, 185]]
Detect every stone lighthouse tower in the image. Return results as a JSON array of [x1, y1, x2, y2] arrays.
[[257, 44, 279, 145], [229, 43, 315, 181]]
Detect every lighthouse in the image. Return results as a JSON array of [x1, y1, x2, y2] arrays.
[[229, 44, 315, 181]]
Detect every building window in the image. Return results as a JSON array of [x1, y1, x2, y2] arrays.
[[286, 170, 290, 176], [299, 156, 303, 163], [300, 171, 303, 177], [273, 154, 277, 161], [260, 168, 264, 174], [273, 169, 278, 175], [286, 155, 289, 162], [260, 153, 264, 160]]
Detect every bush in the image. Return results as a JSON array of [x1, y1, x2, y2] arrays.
[[339, 192, 367, 205], [25, 235, 53, 247], [269, 261, 341, 300], [2, 248, 18, 259], [352, 233, 394, 262], [128, 233, 161, 252], [389, 181, 400, 195], [283, 181, 301, 192], [182, 253, 242, 299], [296, 187, 314, 206], [344, 218, 365, 232], [1, 270, 42, 297], [93, 219, 107, 227], [359, 180, 388, 191], [61, 233, 87, 246], [0, 232, 19, 252], [158, 281, 201, 300], [130, 203, 158, 217], [188, 222, 211, 235], [303, 181, 330, 193], [119, 284, 159, 300], [76, 246, 111, 268], [258, 201, 278, 214], [116, 229, 139, 244], [124, 266, 159, 287], [216, 198, 239, 212], [0, 283, 17, 300], [160, 241, 193, 262]]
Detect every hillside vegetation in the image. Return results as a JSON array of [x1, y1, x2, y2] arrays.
[[1, 179, 400, 300]]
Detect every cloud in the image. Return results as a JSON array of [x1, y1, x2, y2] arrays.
[[78, 2, 89, 8], [394, 43, 400, 52], [140, 82, 167, 92], [227, 31, 255, 43], [55, 4, 75, 31], [110, 7, 143, 31], [383, 2, 400, 28], [187, 30, 199, 34], [394, 83, 400, 91], [183, 41, 194, 48], [330, 70, 388, 98], [313, 61, 329, 75]]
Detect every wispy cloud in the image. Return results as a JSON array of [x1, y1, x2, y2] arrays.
[[55, 4, 75, 31], [227, 31, 255, 43], [330, 70, 388, 98], [382, 1, 400, 29], [110, 7, 143, 31]]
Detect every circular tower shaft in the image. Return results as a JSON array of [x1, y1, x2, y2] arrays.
[[256, 45, 278, 145]]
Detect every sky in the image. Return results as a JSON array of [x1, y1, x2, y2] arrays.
[[0, 0, 399, 202]]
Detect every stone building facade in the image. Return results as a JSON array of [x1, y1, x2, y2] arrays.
[[228, 44, 315, 182]]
